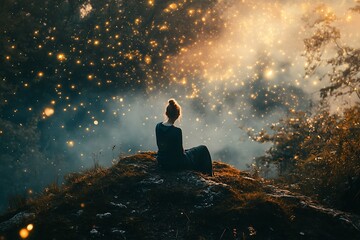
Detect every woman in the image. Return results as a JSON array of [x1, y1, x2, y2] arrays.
[[155, 99, 213, 176]]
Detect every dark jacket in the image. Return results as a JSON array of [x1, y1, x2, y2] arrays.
[[155, 122, 185, 170]]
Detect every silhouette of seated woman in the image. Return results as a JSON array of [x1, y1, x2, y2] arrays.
[[155, 99, 213, 176]]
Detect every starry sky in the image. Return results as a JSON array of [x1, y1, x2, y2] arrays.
[[1, 0, 359, 211]]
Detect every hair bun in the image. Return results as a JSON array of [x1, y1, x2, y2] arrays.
[[166, 98, 181, 120], [168, 99, 176, 105]]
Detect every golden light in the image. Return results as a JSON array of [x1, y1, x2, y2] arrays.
[[169, 3, 177, 10], [144, 55, 151, 64], [148, 0, 154, 6], [264, 69, 274, 79], [80, 203, 85, 208], [88, 75, 93, 80], [94, 40, 100, 45], [76, 60, 81, 64], [19, 228, 29, 239], [27, 224, 34, 231], [44, 107, 55, 117], [135, 18, 141, 25], [57, 53, 66, 61], [67, 141, 75, 147], [5, 56, 10, 60], [38, 72, 44, 77], [159, 25, 168, 31]]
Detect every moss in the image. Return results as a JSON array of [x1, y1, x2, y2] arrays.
[[1, 153, 359, 240]]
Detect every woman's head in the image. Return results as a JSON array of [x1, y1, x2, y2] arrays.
[[165, 98, 181, 122]]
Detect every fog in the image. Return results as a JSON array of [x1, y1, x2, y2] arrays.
[[1, 0, 360, 212]]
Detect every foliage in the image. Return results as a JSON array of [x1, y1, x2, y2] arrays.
[[250, 105, 360, 210], [249, 2, 360, 213], [303, 3, 360, 99]]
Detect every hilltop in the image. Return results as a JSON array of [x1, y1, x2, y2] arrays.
[[1, 152, 360, 239]]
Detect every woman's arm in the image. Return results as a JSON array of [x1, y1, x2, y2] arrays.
[[177, 128, 185, 155]]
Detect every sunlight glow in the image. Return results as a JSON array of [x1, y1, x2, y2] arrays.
[[57, 53, 66, 61], [19, 228, 29, 239], [67, 141, 75, 148], [44, 107, 55, 117], [27, 224, 34, 231]]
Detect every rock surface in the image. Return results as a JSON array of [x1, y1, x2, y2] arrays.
[[1, 152, 360, 239]]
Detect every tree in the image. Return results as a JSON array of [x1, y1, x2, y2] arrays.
[[303, 3, 360, 99], [249, 2, 360, 212]]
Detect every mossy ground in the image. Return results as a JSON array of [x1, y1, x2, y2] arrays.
[[1, 153, 359, 240]]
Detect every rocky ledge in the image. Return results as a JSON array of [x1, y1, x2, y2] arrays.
[[1, 152, 360, 239]]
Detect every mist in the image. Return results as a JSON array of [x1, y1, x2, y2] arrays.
[[39, 0, 359, 171], [1, 0, 360, 212]]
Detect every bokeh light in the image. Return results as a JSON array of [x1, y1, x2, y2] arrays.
[[19, 228, 29, 239], [1, 0, 359, 214], [44, 108, 55, 117], [27, 224, 34, 231]]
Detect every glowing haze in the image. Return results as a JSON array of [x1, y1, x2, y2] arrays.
[[45, 0, 360, 169], [1, 0, 360, 212]]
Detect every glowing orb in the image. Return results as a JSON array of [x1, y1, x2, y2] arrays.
[[67, 141, 75, 147], [94, 120, 99, 125], [38, 72, 44, 77], [80, 3, 93, 18], [264, 69, 274, 79], [27, 224, 34, 231], [169, 3, 177, 10], [44, 107, 55, 117], [57, 53, 66, 61], [19, 228, 29, 239], [144, 55, 152, 64]]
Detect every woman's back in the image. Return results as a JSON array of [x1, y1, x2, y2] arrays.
[[155, 99, 212, 176], [155, 122, 185, 169]]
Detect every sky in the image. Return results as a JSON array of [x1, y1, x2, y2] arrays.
[[58, 0, 359, 169], [1, 0, 360, 211]]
